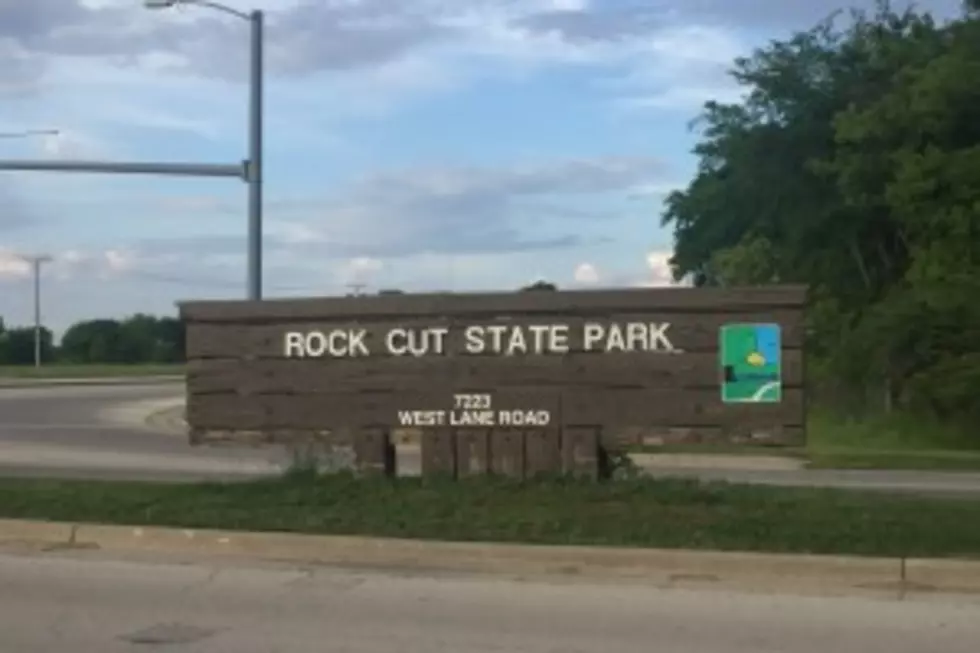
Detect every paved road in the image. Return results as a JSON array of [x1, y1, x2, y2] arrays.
[[0, 383, 288, 480], [1, 548, 977, 652], [4, 382, 980, 495]]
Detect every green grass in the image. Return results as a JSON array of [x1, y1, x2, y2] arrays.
[[0, 363, 184, 379], [804, 410, 980, 470], [1, 473, 979, 559], [630, 410, 980, 471], [807, 410, 979, 452], [806, 449, 980, 470]]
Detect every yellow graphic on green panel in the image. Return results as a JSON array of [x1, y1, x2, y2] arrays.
[[719, 323, 782, 403]]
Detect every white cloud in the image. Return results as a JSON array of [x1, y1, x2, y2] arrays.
[[1, 0, 808, 332], [599, 23, 746, 112], [157, 155, 669, 260], [634, 249, 685, 288], [0, 0, 759, 123], [1, 241, 686, 335], [614, 85, 746, 112], [339, 256, 385, 289], [39, 128, 114, 159], [1, 154, 667, 302], [573, 261, 599, 284], [104, 248, 135, 272], [4, 0, 962, 110], [0, 247, 168, 285], [46, 249, 136, 281], [0, 250, 31, 280], [86, 103, 220, 139]]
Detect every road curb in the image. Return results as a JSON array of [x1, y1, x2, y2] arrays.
[[0, 375, 184, 388], [1, 518, 978, 597], [144, 404, 188, 436]]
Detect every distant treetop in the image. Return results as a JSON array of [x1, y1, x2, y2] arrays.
[[520, 281, 557, 292]]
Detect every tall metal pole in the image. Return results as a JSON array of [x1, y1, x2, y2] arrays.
[[247, 9, 264, 301], [23, 255, 52, 368], [0, 129, 58, 140], [33, 259, 42, 368]]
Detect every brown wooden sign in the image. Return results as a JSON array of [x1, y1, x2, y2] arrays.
[[179, 285, 807, 478]]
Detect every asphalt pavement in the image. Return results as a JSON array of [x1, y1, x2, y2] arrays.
[[4, 380, 980, 495], [0, 382, 288, 480], [1, 548, 978, 652]]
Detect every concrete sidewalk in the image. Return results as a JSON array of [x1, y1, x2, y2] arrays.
[[5, 549, 979, 653], [2, 518, 979, 600]]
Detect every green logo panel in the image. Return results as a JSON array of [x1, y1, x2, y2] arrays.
[[719, 323, 782, 403]]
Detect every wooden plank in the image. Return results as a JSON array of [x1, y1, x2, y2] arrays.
[[490, 430, 525, 478], [354, 427, 393, 476], [179, 286, 808, 322], [599, 425, 806, 448], [562, 388, 805, 428], [421, 428, 456, 477], [185, 311, 805, 359], [456, 429, 491, 476], [185, 387, 803, 431], [186, 392, 389, 429], [186, 389, 562, 430], [525, 429, 561, 477], [187, 422, 805, 449], [183, 424, 808, 449], [186, 349, 803, 394], [561, 427, 600, 478]]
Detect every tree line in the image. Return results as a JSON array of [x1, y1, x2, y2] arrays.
[[662, 1, 980, 423], [0, 315, 183, 365]]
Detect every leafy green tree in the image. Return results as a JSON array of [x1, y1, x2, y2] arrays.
[[661, 1, 980, 422], [59, 319, 123, 363], [0, 326, 54, 365], [821, 12, 980, 418], [58, 314, 184, 364], [151, 316, 184, 363], [521, 281, 557, 291]]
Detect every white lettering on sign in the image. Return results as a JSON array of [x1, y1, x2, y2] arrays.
[[284, 322, 676, 357], [454, 394, 491, 410], [582, 322, 674, 352], [386, 327, 448, 356], [497, 409, 551, 427], [397, 410, 446, 427], [395, 393, 551, 427], [397, 409, 552, 427], [463, 324, 572, 355], [283, 329, 369, 358], [449, 410, 496, 426]]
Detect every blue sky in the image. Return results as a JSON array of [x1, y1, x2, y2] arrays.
[[0, 0, 963, 333]]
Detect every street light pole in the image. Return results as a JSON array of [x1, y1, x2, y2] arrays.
[[247, 8, 263, 302], [0, 132, 57, 368], [20, 255, 52, 368], [0, 129, 59, 140], [145, 0, 264, 300]]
